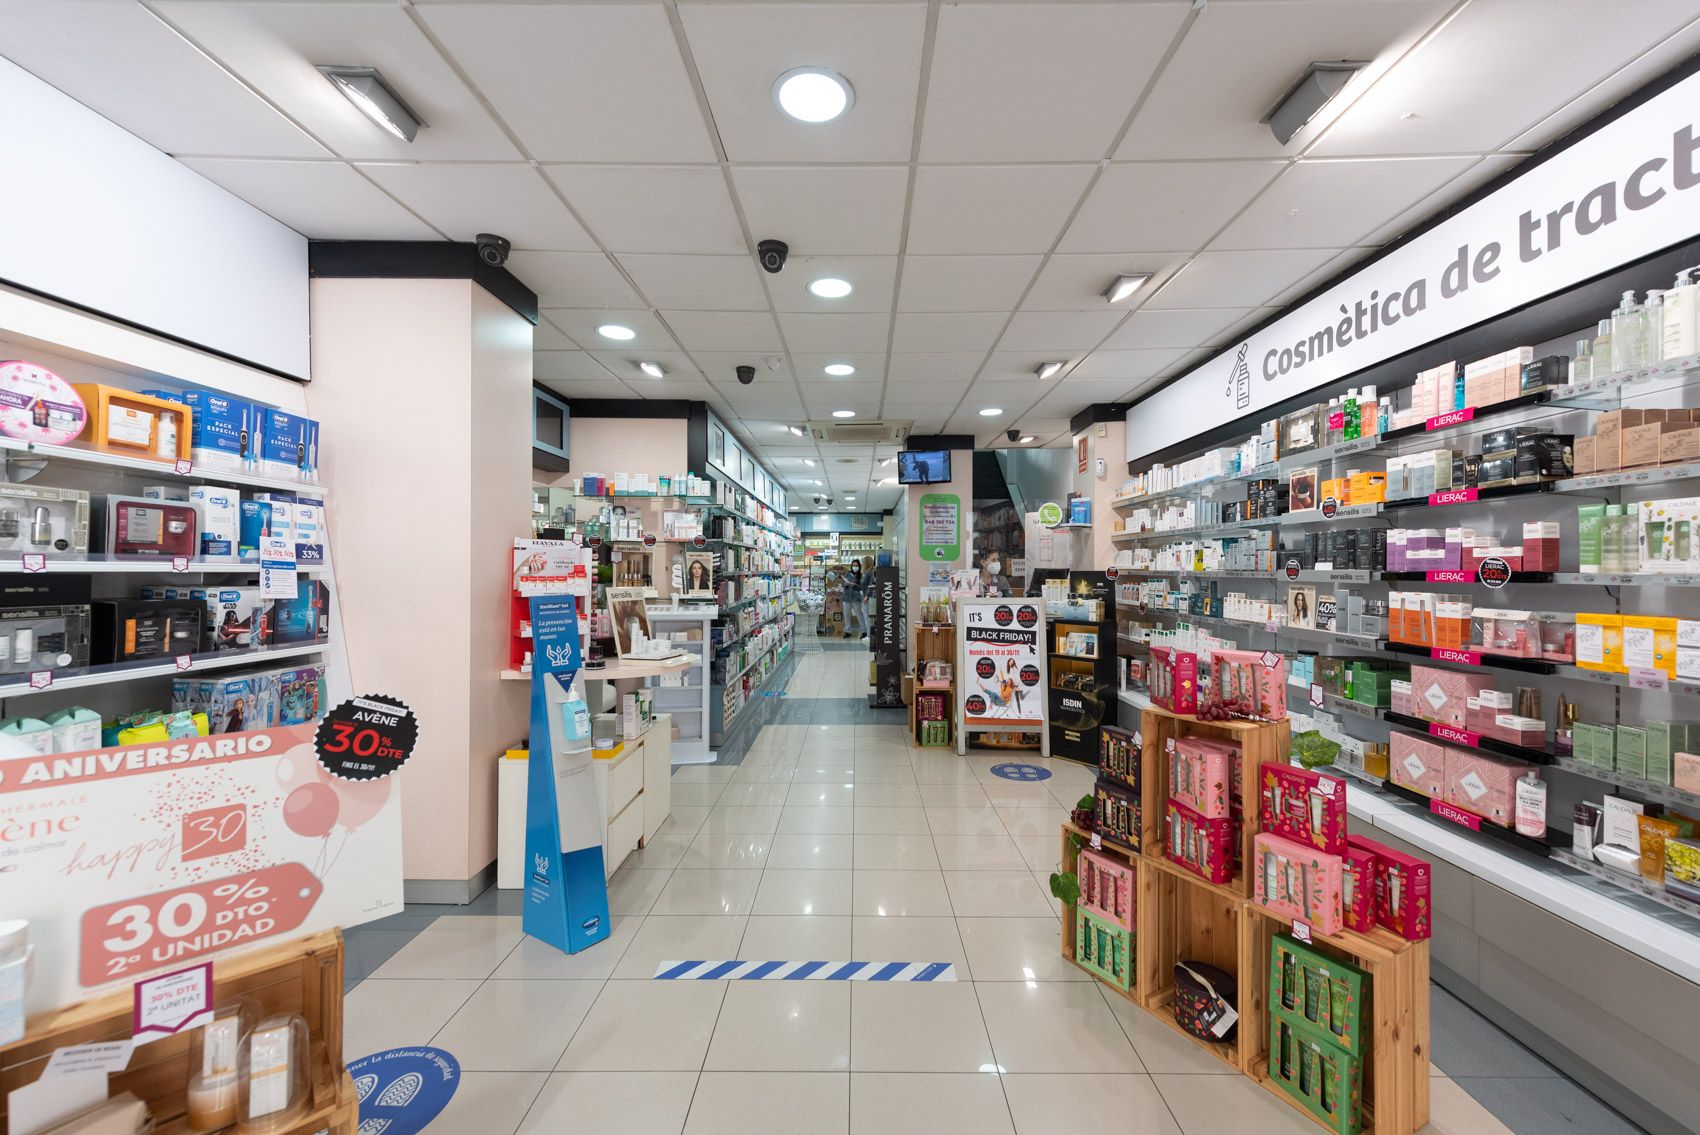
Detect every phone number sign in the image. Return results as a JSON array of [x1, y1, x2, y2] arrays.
[[314, 694, 418, 782]]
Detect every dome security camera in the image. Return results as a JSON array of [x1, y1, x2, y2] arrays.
[[1006, 429, 1021, 443], [736, 365, 756, 385], [474, 233, 511, 267], [757, 239, 788, 274]]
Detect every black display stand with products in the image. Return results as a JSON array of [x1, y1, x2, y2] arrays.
[[1047, 570, 1118, 764]]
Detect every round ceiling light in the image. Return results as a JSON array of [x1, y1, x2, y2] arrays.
[[637, 361, 665, 379], [832, 409, 856, 419], [597, 323, 635, 341], [773, 67, 854, 123], [808, 277, 853, 299], [979, 407, 1004, 417], [824, 363, 856, 376]]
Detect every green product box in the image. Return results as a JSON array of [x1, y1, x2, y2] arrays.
[[1647, 721, 1676, 786], [1267, 1012, 1365, 1135], [1616, 726, 1648, 779], [1347, 663, 1400, 708], [1576, 722, 1615, 770], [1074, 907, 1134, 993], [1267, 934, 1370, 1059]]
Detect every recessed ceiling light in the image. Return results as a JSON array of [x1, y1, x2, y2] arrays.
[[318, 66, 424, 142], [832, 410, 856, 419], [637, 361, 665, 379], [773, 67, 854, 123], [787, 425, 805, 437], [597, 323, 635, 341], [1103, 274, 1150, 304], [979, 407, 1004, 417], [1019, 435, 1035, 444], [803, 459, 816, 466], [824, 363, 856, 377], [808, 277, 853, 300], [1036, 361, 1065, 380]]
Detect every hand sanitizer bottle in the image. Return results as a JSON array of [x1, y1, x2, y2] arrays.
[[1663, 267, 1700, 361]]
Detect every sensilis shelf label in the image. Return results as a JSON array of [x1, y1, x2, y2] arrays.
[[1425, 571, 1472, 583], [1430, 798, 1483, 832], [1431, 648, 1481, 666], [1428, 722, 1480, 747], [1426, 408, 1476, 430], [81, 863, 322, 985], [1429, 487, 1479, 506]]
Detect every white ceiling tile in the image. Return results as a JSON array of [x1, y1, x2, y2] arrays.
[[545, 166, 743, 254], [921, 3, 1186, 162], [1358, 155, 1525, 246], [614, 255, 769, 312], [890, 313, 1006, 354], [1060, 162, 1282, 254], [533, 350, 618, 385], [542, 379, 636, 401], [897, 256, 1043, 313], [803, 390, 880, 416], [0, 0, 325, 158], [1312, 0, 1700, 157], [155, 0, 520, 161], [777, 313, 891, 355], [661, 311, 784, 352], [1065, 349, 1190, 382], [1101, 308, 1257, 351], [1051, 377, 1140, 402], [885, 353, 987, 385], [730, 166, 910, 256], [1266, 248, 1377, 309], [1117, 0, 1446, 160], [417, 3, 713, 163], [907, 165, 1096, 254], [687, 352, 794, 387], [768, 256, 898, 314], [357, 163, 596, 250], [883, 377, 971, 403], [790, 353, 888, 384], [976, 352, 1079, 385], [677, 2, 927, 163], [586, 351, 705, 385], [1022, 253, 1187, 312], [507, 251, 642, 310], [996, 310, 1124, 352], [176, 158, 434, 239], [1212, 156, 1477, 250], [545, 309, 680, 351], [535, 317, 579, 352], [1144, 248, 1341, 309], [1505, 17, 1700, 152]]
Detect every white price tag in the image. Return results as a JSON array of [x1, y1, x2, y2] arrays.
[[259, 536, 298, 600], [174, 459, 192, 475], [171, 555, 190, 573], [21, 553, 44, 573], [175, 654, 194, 671], [29, 670, 51, 690], [1316, 778, 1337, 798], [1089, 831, 1102, 851], [1259, 651, 1279, 669], [1310, 683, 1324, 708], [1292, 920, 1313, 944], [1630, 667, 1669, 691]]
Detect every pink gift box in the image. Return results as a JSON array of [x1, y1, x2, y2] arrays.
[[1445, 750, 1519, 826], [1390, 680, 1413, 716], [1210, 649, 1288, 720], [1409, 665, 1494, 727], [1165, 798, 1235, 884], [1169, 735, 1237, 818], [1253, 831, 1344, 935], [1150, 645, 1198, 714], [1391, 731, 1446, 798], [1349, 834, 1432, 940], [1675, 751, 1700, 795], [1259, 763, 1347, 856], [1077, 848, 1136, 931], [1343, 844, 1377, 933]]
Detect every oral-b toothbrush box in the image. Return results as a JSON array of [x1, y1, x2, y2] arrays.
[[189, 485, 239, 560], [205, 586, 267, 650], [275, 664, 325, 725], [291, 495, 326, 564], [239, 499, 271, 561], [141, 390, 257, 472], [251, 493, 296, 548], [173, 673, 276, 733], [258, 408, 320, 481]]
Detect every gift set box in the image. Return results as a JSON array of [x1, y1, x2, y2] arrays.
[[1260, 764, 1347, 855], [1150, 645, 1198, 714], [1409, 665, 1494, 727], [1391, 731, 1447, 798], [0, 485, 90, 557], [1077, 847, 1136, 932], [1254, 831, 1345, 934], [1100, 725, 1140, 789], [1166, 797, 1235, 884], [1343, 844, 1378, 932], [1211, 649, 1287, 720], [1349, 834, 1431, 940], [1169, 735, 1237, 818], [1269, 933, 1370, 1058], [1095, 777, 1140, 852], [1444, 749, 1520, 826]]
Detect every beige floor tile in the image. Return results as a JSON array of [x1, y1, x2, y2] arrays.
[[850, 1072, 1013, 1135], [656, 804, 712, 837], [851, 916, 972, 977], [976, 981, 1145, 1074], [1151, 1071, 1320, 1133], [652, 867, 764, 917], [767, 831, 855, 869], [851, 869, 954, 917], [934, 833, 1030, 871], [679, 831, 773, 870], [853, 806, 932, 834], [998, 806, 1071, 838], [714, 781, 792, 807], [611, 915, 748, 979], [491, 916, 642, 981], [671, 765, 737, 783], [753, 868, 853, 915], [699, 804, 783, 834], [850, 982, 993, 1072], [779, 806, 858, 835], [851, 782, 925, 807], [370, 916, 523, 980], [344, 978, 481, 1059], [1002, 1073, 1181, 1134], [955, 916, 1089, 982], [625, 830, 696, 870], [926, 807, 1009, 835], [607, 868, 673, 916], [739, 915, 854, 959], [788, 782, 858, 807], [670, 782, 727, 807], [854, 832, 941, 870], [706, 981, 852, 1071], [518, 1072, 697, 1135], [432, 979, 603, 1070], [942, 871, 1055, 917], [416, 1071, 546, 1135], [556, 980, 727, 1070], [921, 784, 993, 808], [685, 1072, 848, 1134]]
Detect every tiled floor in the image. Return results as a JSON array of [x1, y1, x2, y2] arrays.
[[344, 626, 1646, 1134]]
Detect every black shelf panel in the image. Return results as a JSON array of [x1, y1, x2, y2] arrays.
[[1381, 480, 1557, 513], [1378, 389, 1554, 442], [1384, 710, 1555, 766], [1380, 571, 1555, 585], [1381, 640, 1558, 675], [1380, 779, 1563, 858]]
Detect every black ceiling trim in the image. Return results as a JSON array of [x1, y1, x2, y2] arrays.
[[1126, 48, 1700, 417], [566, 398, 695, 420], [906, 433, 976, 451], [308, 241, 539, 325], [1068, 403, 1127, 434]]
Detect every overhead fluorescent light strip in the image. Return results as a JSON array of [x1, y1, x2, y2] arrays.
[[319, 66, 425, 142]]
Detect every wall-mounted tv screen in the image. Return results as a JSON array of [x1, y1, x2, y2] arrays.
[[896, 449, 951, 485]]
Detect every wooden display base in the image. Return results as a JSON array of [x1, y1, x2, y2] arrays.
[[1055, 703, 1431, 1135], [1, 931, 357, 1135]]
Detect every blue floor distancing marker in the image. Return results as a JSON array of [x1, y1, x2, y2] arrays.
[[655, 960, 956, 981]]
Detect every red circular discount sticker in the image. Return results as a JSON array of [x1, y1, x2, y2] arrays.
[[314, 695, 419, 782]]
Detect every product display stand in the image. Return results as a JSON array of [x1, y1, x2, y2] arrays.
[[1047, 570, 1120, 764], [0, 931, 356, 1135], [955, 596, 1048, 757], [1059, 702, 1430, 1135], [643, 607, 714, 763], [910, 624, 956, 748]]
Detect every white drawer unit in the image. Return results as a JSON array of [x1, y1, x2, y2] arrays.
[[645, 607, 715, 763]]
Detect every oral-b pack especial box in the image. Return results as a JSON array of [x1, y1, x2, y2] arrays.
[[140, 389, 258, 472], [258, 407, 319, 481]]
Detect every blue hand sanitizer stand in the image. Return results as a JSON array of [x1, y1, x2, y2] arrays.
[[521, 595, 611, 954]]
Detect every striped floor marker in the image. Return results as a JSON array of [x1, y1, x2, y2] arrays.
[[654, 960, 956, 982]]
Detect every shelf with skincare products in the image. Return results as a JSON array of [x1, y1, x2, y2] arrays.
[[1379, 641, 1558, 676], [1383, 710, 1555, 766], [4, 437, 327, 497], [1380, 778, 1561, 858], [0, 555, 330, 575], [1549, 756, 1700, 812], [0, 635, 329, 699], [1549, 848, 1700, 926]]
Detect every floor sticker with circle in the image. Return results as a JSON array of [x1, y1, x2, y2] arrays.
[[349, 1046, 459, 1135], [990, 762, 1052, 781]]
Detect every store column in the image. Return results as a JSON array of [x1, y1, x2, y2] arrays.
[[305, 243, 537, 903], [904, 436, 974, 662], [1072, 407, 1128, 569]]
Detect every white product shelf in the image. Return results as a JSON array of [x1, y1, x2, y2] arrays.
[[0, 555, 328, 575], [0, 641, 330, 698], [13, 439, 328, 496]]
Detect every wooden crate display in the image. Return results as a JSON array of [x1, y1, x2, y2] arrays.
[[910, 624, 956, 747], [1140, 706, 1290, 898], [1245, 907, 1431, 1135], [1074, 907, 1136, 992], [0, 931, 357, 1135]]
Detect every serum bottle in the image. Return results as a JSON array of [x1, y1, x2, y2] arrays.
[[1515, 770, 1548, 839]]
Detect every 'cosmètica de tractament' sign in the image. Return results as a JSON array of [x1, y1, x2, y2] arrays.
[[1128, 66, 1700, 462]]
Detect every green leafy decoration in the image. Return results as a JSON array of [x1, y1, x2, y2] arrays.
[[1291, 730, 1343, 770], [1077, 794, 1095, 811], [1050, 871, 1081, 905]]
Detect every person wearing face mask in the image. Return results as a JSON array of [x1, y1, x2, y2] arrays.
[[977, 553, 1011, 597]]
